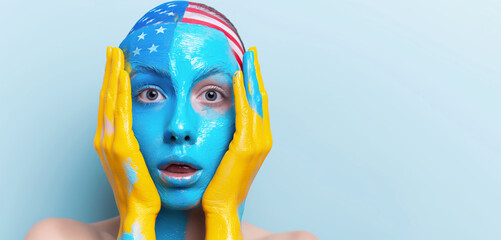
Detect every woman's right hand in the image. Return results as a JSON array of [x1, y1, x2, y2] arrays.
[[93, 47, 161, 240], [202, 48, 272, 240]]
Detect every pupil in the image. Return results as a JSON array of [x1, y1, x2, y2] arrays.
[[147, 89, 158, 100], [205, 91, 217, 101]]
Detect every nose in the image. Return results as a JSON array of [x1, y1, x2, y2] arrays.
[[164, 128, 195, 144], [164, 103, 196, 145]]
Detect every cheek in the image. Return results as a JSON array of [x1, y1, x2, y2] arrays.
[[191, 100, 233, 116], [198, 107, 235, 138], [196, 109, 235, 164], [130, 103, 173, 164]]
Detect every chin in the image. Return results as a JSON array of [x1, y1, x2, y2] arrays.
[[158, 187, 205, 210]]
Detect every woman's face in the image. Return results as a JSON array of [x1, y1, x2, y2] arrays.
[[122, 23, 239, 210]]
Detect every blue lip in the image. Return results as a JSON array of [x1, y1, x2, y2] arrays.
[[157, 156, 203, 187], [158, 169, 203, 187]]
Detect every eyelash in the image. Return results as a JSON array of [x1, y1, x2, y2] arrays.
[[203, 85, 228, 98], [199, 85, 228, 106], [133, 84, 229, 106], [135, 85, 166, 105]]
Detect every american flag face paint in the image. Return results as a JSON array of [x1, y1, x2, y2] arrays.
[[120, 1, 245, 68]]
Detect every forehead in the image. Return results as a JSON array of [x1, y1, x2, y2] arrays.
[[122, 23, 238, 85]]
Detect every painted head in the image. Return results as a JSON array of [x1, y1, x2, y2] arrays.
[[119, 1, 244, 210]]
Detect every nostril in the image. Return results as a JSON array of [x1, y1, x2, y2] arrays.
[[170, 135, 176, 143], [184, 136, 191, 142]]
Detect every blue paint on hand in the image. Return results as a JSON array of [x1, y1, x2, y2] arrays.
[[243, 51, 264, 118], [124, 158, 138, 195]]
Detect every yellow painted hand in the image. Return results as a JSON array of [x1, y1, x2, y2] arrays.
[[202, 47, 273, 240], [93, 47, 160, 240]]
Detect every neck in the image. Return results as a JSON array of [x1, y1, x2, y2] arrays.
[[155, 206, 206, 240], [154, 202, 246, 240]]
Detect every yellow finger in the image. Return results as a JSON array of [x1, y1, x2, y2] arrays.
[[115, 70, 133, 142], [93, 46, 113, 155], [103, 48, 124, 148], [248, 47, 265, 94], [249, 47, 272, 155], [248, 47, 270, 129], [232, 71, 250, 132], [95, 47, 116, 182], [248, 48, 272, 180], [94, 47, 124, 221]]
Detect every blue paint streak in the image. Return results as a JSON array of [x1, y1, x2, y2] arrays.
[[243, 51, 264, 118], [118, 222, 142, 240], [238, 200, 246, 220], [118, 232, 134, 240], [124, 158, 138, 195]]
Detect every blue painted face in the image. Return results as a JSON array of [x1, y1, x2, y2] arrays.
[[120, 23, 239, 210]]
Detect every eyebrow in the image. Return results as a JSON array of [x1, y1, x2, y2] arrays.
[[130, 64, 232, 86], [192, 66, 231, 86], [130, 65, 171, 79]]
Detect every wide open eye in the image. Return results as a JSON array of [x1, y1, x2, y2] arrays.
[[205, 90, 219, 101], [137, 87, 166, 103], [199, 86, 226, 105], [191, 77, 233, 114]]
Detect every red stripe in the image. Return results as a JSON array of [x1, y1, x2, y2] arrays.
[[185, 7, 234, 32], [233, 49, 243, 68], [181, 18, 244, 54]]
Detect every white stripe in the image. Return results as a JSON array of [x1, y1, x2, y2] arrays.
[[183, 11, 243, 51], [230, 40, 244, 60]]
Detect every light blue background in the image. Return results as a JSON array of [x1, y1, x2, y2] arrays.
[[1, 0, 500, 239]]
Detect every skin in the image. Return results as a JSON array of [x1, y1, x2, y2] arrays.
[[25, 6, 318, 240], [26, 217, 318, 240]]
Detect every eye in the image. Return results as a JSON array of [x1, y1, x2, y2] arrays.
[[191, 80, 232, 113], [199, 87, 226, 104], [205, 90, 218, 101], [137, 87, 166, 103]]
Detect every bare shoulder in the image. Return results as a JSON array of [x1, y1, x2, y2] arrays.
[[25, 217, 117, 240], [268, 231, 319, 240], [89, 216, 120, 238], [242, 222, 318, 240], [26, 218, 316, 240]]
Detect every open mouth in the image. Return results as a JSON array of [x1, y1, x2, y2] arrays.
[[157, 159, 203, 187], [159, 163, 198, 177]]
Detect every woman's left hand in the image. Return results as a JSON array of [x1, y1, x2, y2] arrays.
[[202, 47, 273, 240]]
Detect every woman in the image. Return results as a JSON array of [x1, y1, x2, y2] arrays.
[[26, 2, 317, 239]]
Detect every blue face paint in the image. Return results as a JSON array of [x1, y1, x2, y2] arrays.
[[119, 2, 245, 238], [121, 22, 239, 211]]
